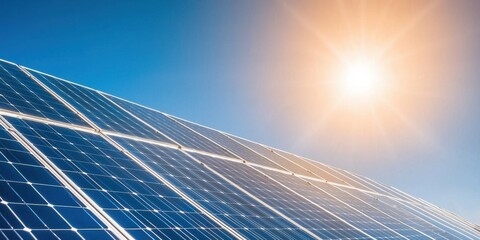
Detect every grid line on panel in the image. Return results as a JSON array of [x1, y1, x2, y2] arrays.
[[112, 136, 319, 240], [0, 116, 127, 240], [24, 68, 174, 144], [7, 117, 238, 240], [102, 93, 237, 159], [0, 60, 87, 127]]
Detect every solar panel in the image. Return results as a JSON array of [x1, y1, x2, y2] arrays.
[[0, 60, 86, 126], [189, 153, 372, 239], [0, 59, 477, 240], [105, 95, 236, 158], [226, 135, 319, 178], [171, 117, 286, 169], [7, 117, 234, 240], [27, 70, 173, 144], [0, 119, 116, 239], [112, 136, 315, 239]]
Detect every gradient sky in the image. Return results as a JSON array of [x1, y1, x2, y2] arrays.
[[1, 0, 479, 223]]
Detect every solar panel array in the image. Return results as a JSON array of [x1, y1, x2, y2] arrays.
[[0, 58, 478, 240]]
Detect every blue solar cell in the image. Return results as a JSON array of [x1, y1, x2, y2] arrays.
[[8, 117, 235, 239], [106, 96, 236, 158], [113, 136, 316, 239], [27, 70, 174, 143], [0, 61, 86, 126], [0, 121, 116, 239], [189, 153, 372, 239]]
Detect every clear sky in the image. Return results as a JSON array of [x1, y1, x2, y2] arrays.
[[1, 0, 479, 223]]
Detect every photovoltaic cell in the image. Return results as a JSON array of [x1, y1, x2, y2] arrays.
[[272, 150, 350, 185], [112, 136, 315, 240], [190, 153, 372, 240], [106, 95, 236, 158], [0, 122, 115, 239], [0, 61, 86, 126], [226, 135, 318, 178], [7, 118, 234, 240], [27, 70, 173, 143], [172, 117, 285, 169]]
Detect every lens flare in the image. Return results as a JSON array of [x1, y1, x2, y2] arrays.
[[341, 59, 382, 99]]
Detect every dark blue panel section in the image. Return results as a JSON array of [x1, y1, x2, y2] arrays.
[[8, 117, 234, 240], [107, 96, 236, 158], [113, 136, 315, 240], [0, 61, 86, 126], [0, 121, 115, 239], [190, 153, 371, 240], [27, 70, 174, 143], [173, 117, 285, 169]]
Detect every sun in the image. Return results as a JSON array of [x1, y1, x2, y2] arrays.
[[340, 58, 383, 101]]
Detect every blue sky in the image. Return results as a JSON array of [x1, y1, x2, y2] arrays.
[[1, 1, 479, 223]]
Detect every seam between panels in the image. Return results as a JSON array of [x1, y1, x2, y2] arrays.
[[18, 65, 245, 240], [0, 115, 132, 240], [243, 165, 378, 240], [180, 151, 322, 240]]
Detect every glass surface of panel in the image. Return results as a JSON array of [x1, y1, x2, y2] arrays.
[[0, 122, 115, 239], [173, 118, 285, 169], [376, 195, 480, 240], [0, 61, 86, 126], [227, 135, 318, 177], [8, 118, 233, 240], [257, 169, 413, 240], [107, 96, 235, 158], [113, 137, 315, 240], [28, 70, 173, 143], [190, 153, 372, 240]]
